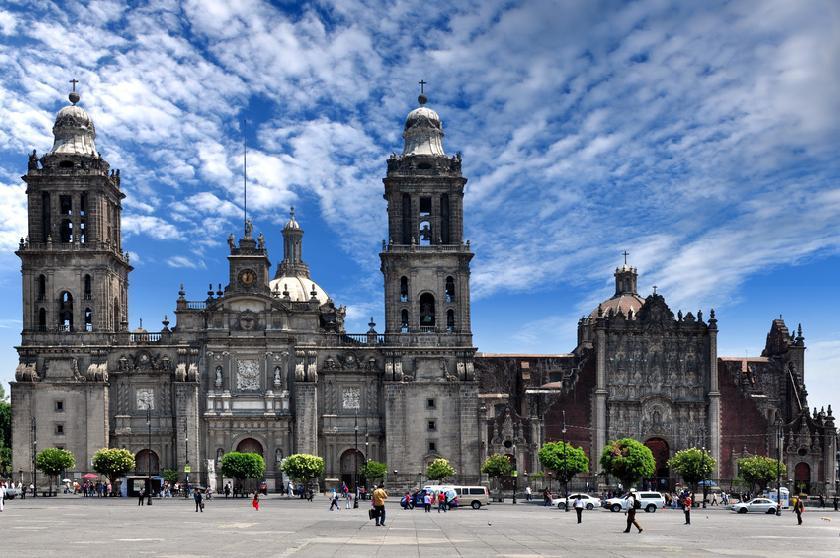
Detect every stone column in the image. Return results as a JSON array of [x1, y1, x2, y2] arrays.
[[707, 317, 721, 477], [384, 382, 406, 486], [594, 321, 607, 468], [458, 382, 480, 483], [294, 382, 318, 455]]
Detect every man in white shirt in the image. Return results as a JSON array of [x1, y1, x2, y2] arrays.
[[525, 486, 532, 501], [573, 495, 584, 523], [0, 481, 6, 512]]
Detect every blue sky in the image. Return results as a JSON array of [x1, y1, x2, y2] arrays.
[[0, 0, 838, 410]]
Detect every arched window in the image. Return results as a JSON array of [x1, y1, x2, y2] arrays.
[[440, 193, 450, 243], [419, 293, 435, 328], [445, 276, 455, 303], [84, 275, 92, 300], [399, 276, 409, 302], [400, 309, 409, 333], [38, 308, 46, 331], [401, 194, 412, 244], [37, 275, 46, 301], [58, 291, 73, 331], [446, 309, 455, 332], [113, 298, 120, 331], [41, 192, 51, 240], [84, 308, 93, 332]]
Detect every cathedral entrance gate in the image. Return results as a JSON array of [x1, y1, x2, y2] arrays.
[[794, 462, 811, 494], [236, 438, 264, 456], [339, 449, 365, 491], [135, 449, 160, 475], [644, 438, 670, 491]]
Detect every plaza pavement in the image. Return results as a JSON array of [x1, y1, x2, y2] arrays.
[[1, 495, 838, 557]]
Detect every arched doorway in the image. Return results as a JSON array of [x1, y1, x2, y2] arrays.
[[236, 438, 264, 456], [135, 449, 159, 475], [339, 449, 365, 490], [644, 438, 670, 491], [794, 462, 811, 494]]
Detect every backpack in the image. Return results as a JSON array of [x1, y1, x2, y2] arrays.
[[632, 496, 641, 509]]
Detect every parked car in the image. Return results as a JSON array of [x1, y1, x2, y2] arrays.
[[551, 493, 601, 510], [3, 487, 20, 499], [604, 491, 666, 513], [730, 498, 779, 514]]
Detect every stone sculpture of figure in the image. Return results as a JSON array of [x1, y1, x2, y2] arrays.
[[456, 361, 466, 380], [215, 366, 223, 388], [275, 448, 283, 464], [28, 149, 38, 170], [273, 366, 282, 387], [306, 352, 317, 382], [385, 361, 393, 379], [244, 218, 253, 238], [294, 357, 305, 382], [257, 232, 265, 249], [393, 361, 403, 381], [228, 234, 235, 250], [465, 361, 475, 381]]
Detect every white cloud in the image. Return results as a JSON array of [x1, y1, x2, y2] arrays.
[[0, 10, 17, 35], [166, 255, 205, 269], [122, 214, 182, 240]]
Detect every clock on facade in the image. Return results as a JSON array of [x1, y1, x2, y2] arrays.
[[238, 268, 257, 287]]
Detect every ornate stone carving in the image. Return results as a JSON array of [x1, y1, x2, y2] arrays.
[[236, 359, 260, 391], [295, 351, 306, 382], [342, 386, 361, 409], [214, 366, 223, 388], [136, 387, 155, 410]]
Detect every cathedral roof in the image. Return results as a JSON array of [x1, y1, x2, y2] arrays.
[[403, 92, 445, 157], [50, 90, 97, 157], [269, 276, 329, 304], [590, 292, 645, 318]]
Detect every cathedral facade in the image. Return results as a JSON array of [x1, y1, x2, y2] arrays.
[[10, 86, 838, 496]]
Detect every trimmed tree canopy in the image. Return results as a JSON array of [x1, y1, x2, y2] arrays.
[[600, 438, 656, 489], [36, 447, 75, 476], [220, 452, 266, 480], [281, 453, 325, 483], [162, 468, 179, 484], [426, 458, 456, 481], [737, 456, 786, 492], [362, 460, 387, 483], [667, 448, 716, 488], [538, 442, 590, 483], [481, 454, 513, 478], [92, 448, 135, 481]]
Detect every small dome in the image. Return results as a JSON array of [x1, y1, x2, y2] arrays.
[[402, 95, 445, 157], [590, 293, 645, 319], [283, 207, 301, 231], [269, 276, 329, 304], [50, 97, 97, 157], [404, 106, 442, 132]]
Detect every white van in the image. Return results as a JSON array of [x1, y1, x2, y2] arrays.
[[423, 484, 490, 509]]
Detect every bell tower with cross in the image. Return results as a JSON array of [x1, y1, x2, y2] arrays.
[[614, 250, 638, 296]]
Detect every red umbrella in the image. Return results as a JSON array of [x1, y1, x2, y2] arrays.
[[82, 473, 99, 479]]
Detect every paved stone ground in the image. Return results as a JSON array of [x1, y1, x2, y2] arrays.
[[1, 495, 838, 557]]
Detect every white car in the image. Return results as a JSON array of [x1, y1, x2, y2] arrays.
[[605, 491, 666, 513], [551, 493, 602, 510], [730, 498, 779, 514]]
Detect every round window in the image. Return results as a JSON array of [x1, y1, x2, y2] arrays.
[[797, 447, 807, 457], [503, 440, 513, 449]]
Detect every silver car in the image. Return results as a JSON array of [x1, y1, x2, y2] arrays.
[[551, 493, 601, 510], [730, 498, 779, 514]]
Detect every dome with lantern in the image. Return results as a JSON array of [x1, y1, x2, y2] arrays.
[[268, 208, 329, 303]]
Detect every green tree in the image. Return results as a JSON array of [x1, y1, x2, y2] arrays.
[[481, 453, 513, 479], [281, 453, 324, 487], [426, 458, 456, 481], [737, 456, 786, 493], [0, 447, 11, 477], [162, 468, 179, 485], [600, 438, 656, 490], [362, 460, 387, 484], [668, 448, 716, 493], [35, 448, 75, 496], [0, 383, 11, 457], [221, 452, 266, 493], [538, 441, 590, 484], [92, 448, 135, 494]]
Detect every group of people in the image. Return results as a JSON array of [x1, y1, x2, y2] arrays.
[[328, 482, 354, 510]]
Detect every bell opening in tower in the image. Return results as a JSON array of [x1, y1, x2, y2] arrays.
[[419, 293, 435, 329]]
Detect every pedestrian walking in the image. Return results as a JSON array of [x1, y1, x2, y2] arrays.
[[138, 487, 145, 506], [0, 482, 6, 512], [437, 491, 447, 513], [345, 491, 353, 510], [525, 486, 532, 502], [372, 484, 388, 527], [423, 491, 432, 512], [543, 488, 551, 506], [329, 488, 340, 511], [252, 491, 260, 511], [623, 490, 643, 534], [794, 496, 805, 525], [683, 493, 692, 525], [573, 495, 584, 523], [287, 480, 294, 498], [194, 487, 204, 512]]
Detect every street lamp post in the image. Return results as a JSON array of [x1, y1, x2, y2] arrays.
[[364, 433, 369, 500], [699, 426, 707, 509], [512, 443, 517, 504], [31, 416, 37, 498], [775, 416, 783, 516], [184, 419, 190, 499], [146, 406, 153, 505], [563, 410, 569, 512], [353, 412, 359, 508]]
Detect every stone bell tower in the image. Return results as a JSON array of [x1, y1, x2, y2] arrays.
[[379, 86, 479, 486]]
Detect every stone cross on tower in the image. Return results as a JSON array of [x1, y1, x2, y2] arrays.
[[622, 250, 629, 265], [69, 78, 79, 91]]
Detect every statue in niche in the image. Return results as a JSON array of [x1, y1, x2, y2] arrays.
[[273, 366, 282, 387], [215, 365, 223, 388], [275, 448, 283, 464], [295, 357, 305, 382]]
